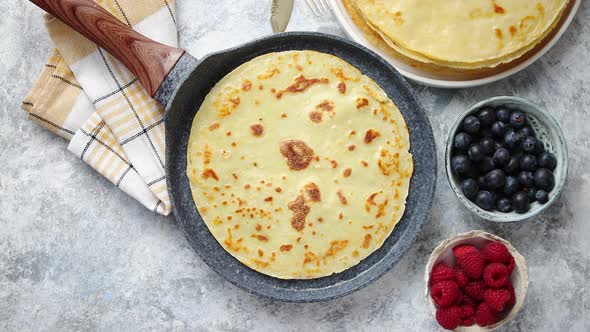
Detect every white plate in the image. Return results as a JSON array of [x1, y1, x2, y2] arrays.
[[330, 0, 580, 88]]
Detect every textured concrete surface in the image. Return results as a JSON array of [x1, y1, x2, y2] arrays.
[[1, 1, 588, 331]]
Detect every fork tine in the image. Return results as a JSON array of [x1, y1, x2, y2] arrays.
[[305, 0, 321, 16], [314, 0, 328, 15], [318, 0, 331, 13]]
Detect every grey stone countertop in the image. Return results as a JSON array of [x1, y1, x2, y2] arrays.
[[1, 1, 588, 331]]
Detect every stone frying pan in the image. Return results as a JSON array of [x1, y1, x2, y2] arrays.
[[30, 0, 436, 302]]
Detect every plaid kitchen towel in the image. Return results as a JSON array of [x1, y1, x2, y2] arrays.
[[21, 0, 179, 215]]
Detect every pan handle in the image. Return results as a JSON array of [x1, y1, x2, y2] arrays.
[[29, 0, 185, 97]]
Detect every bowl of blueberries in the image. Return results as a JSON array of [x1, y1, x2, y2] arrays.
[[446, 96, 568, 222]]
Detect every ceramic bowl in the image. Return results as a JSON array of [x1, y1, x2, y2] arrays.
[[445, 96, 568, 222], [424, 231, 529, 331]]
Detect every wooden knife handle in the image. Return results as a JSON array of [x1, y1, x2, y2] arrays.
[[30, 0, 184, 96]]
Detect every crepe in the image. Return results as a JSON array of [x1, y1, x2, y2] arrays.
[[351, 0, 569, 68], [187, 51, 413, 279]]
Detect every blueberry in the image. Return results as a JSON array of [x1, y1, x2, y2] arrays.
[[518, 171, 535, 187], [520, 154, 537, 171], [478, 157, 495, 173], [512, 192, 530, 213], [478, 107, 496, 126], [496, 198, 513, 213], [478, 175, 488, 189], [468, 144, 484, 162], [535, 190, 549, 204], [462, 116, 481, 134], [485, 169, 506, 190], [493, 148, 510, 167], [461, 178, 479, 199], [510, 111, 527, 129], [451, 155, 472, 176], [534, 168, 555, 192], [491, 121, 507, 138], [496, 108, 511, 123], [527, 188, 537, 202], [538, 152, 557, 170], [475, 191, 495, 211], [453, 132, 472, 151], [494, 142, 503, 151], [504, 176, 519, 196], [480, 128, 493, 138], [503, 130, 522, 150], [504, 156, 520, 174], [533, 140, 545, 155], [518, 126, 535, 138], [522, 136, 539, 154], [480, 137, 496, 155]]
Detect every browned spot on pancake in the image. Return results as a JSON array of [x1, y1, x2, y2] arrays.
[[509, 25, 517, 36], [295, 65, 303, 71], [237, 198, 246, 206], [313, 156, 320, 162], [201, 168, 219, 181], [364, 129, 381, 144], [352, 250, 359, 257], [495, 28, 503, 39], [230, 97, 240, 107], [304, 244, 309, 249], [234, 224, 240, 230], [356, 98, 369, 109], [288, 195, 310, 231], [255, 224, 262, 231], [275, 187, 282, 193], [258, 84, 264, 90], [361, 234, 372, 249], [349, 130, 357, 136], [317, 217, 323, 222], [317, 100, 335, 112], [276, 75, 329, 99], [270, 88, 276, 93], [281, 112, 288, 118], [252, 234, 268, 242], [365, 192, 389, 218], [337, 81, 346, 94], [255, 100, 260, 105], [244, 184, 251, 189], [330, 68, 359, 82], [347, 144, 356, 151], [303, 182, 321, 202], [257, 68, 280, 80], [280, 244, 293, 252], [232, 173, 238, 180], [203, 145, 212, 165], [390, 11, 404, 25], [493, 1, 505, 14], [279, 139, 314, 171], [253, 259, 269, 267], [231, 142, 237, 147], [258, 249, 264, 257], [324, 240, 348, 259], [337, 190, 348, 205], [226, 131, 232, 136], [242, 80, 252, 91], [250, 123, 264, 137], [208, 122, 220, 131], [309, 111, 322, 123], [224, 228, 242, 252], [264, 196, 273, 202], [343, 168, 352, 178], [253, 162, 258, 167], [378, 149, 401, 176], [303, 251, 317, 264], [226, 216, 232, 221], [361, 160, 369, 167], [212, 216, 222, 225], [363, 225, 374, 230]]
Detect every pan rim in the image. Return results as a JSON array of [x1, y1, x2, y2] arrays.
[[165, 31, 437, 302]]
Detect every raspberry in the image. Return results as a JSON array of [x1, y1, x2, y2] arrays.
[[506, 283, 516, 309], [475, 303, 499, 327], [431, 281, 460, 308], [454, 291, 463, 305], [464, 281, 487, 301], [483, 288, 511, 312], [436, 306, 462, 330], [462, 295, 479, 308], [460, 304, 475, 318], [431, 263, 456, 285], [452, 244, 478, 263], [482, 242, 511, 263], [455, 268, 469, 288], [462, 316, 475, 326], [484, 263, 510, 288], [459, 250, 486, 279], [506, 255, 516, 275]]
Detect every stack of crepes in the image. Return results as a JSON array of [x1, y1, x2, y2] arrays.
[[344, 0, 570, 70]]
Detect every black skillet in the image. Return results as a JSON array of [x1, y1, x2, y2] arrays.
[[31, 0, 437, 302]]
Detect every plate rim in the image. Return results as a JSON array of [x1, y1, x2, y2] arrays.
[[329, 0, 581, 88]]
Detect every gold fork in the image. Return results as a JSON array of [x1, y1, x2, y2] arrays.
[[305, 0, 331, 16]]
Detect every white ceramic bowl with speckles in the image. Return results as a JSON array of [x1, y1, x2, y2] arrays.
[[425, 231, 529, 332], [445, 96, 568, 222]]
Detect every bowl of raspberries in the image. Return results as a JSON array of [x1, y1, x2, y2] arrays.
[[446, 96, 568, 222], [425, 231, 528, 331]]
